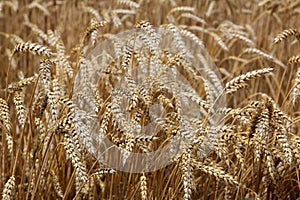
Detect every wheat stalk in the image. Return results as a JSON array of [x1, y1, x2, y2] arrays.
[[2, 175, 15, 200], [82, 20, 107, 44], [13, 42, 54, 57], [225, 68, 273, 94], [39, 59, 52, 94], [243, 48, 286, 68], [140, 174, 148, 200], [167, 6, 195, 16], [117, 0, 140, 9], [5, 135, 13, 155], [82, 4, 102, 21], [180, 147, 194, 200], [47, 30, 61, 47], [178, 13, 206, 25], [193, 159, 239, 185], [23, 16, 48, 42], [13, 90, 27, 127], [188, 26, 229, 51], [227, 32, 255, 46], [8, 75, 37, 92], [0, 98, 11, 133], [136, 20, 160, 53], [50, 170, 64, 198], [273, 28, 300, 44], [60, 115, 88, 193], [179, 29, 205, 48]]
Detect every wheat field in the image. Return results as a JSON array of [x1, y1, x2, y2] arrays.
[[1, 0, 300, 199]]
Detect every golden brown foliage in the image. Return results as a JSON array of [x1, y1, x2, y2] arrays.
[[1, 0, 300, 200]]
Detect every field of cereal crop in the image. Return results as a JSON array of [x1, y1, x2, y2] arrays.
[[1, 1, 300, 199]]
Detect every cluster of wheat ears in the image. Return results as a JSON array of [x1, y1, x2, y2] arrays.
[[2, 0, 300, 199]]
